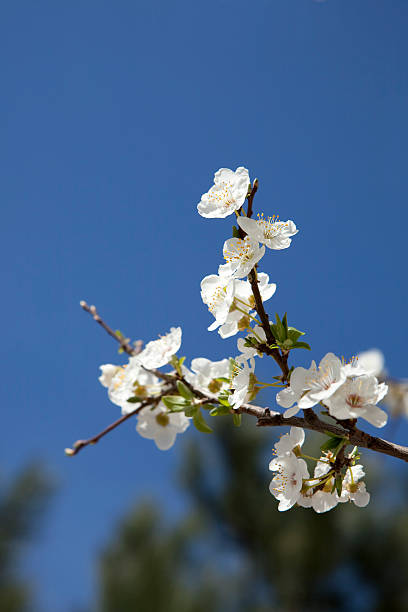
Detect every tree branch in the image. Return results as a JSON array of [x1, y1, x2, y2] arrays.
[[239, 405, 408, 463], [65, 399, 156, 456], [77, 300, 408, 465]]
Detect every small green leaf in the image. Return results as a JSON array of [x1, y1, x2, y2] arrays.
[[185, 405, 198, 417], [209, 404, 231, 416], [292, 342, 311, 350], [282, 312, 288, 332], [193, 409, 213, 434], [320, 436, 345, 452], [335, 475, 343, 497], [177, 380, 194, 400], [126, 396, 145, 403], [274, 313, 287, 342], [287, 327, 305, 343], [232, 413, 242, 427], [232, 225, 241, 238], [215, 377, 230, 383], [162, 395, 189, 410]]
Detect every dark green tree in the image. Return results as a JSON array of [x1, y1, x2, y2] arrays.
[[0, 464, 54, 612], [96, 419, 408, 612]]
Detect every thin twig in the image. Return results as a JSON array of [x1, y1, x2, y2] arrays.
[[80, 301, 137, 356], [65, 399, 156, 456]]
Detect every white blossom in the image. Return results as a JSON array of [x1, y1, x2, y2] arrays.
[[229, 359, 256, 410], [137, 327, 182, 369], [200, 274, 236, 331], [187, 357, 230, 397], [385, 380, 408, 417], [356, 349, 385, 377], [274, 426, 305, 456], [108, 357, 161, 414], [277, 353, 345, 418], [218, 273, 276, 339], [325, 375, 388, 427], [238, 214, 298, 250], [338, 464, 370, 507], [219, 236, 265, 279], [197, 167, 250, 218], [136, 402, 190, 450], [99, 364, 121, 388], [269, 452, 309, 511], [236, 326, 267, 362]]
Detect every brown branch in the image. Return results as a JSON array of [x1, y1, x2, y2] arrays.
[[80, 301, 138, 356], [237, 185, 290, 382], [65, 399, 156, 456], [246, 178, 258, 219], [239, 405, 408, 464], [77, 302, 408, 465]]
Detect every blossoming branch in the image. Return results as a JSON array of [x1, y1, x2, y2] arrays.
[[67, 167, 408, 514]]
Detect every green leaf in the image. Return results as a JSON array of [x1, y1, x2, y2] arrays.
[[185, 405, 198, 417], [244, 336, 258, 348], [320, 436, 345, 452], [335, 475, 343, 497], [232, 225, 241, 238], [282, 312, 288, 332], [292, 342, 311, 350], [287, 327, 305, 343], [274, 313, 287, 342], [215, 377, 230, 383], [193, 409, 213, 434], [209, 404, 231, 416], [162, 395, 189, 411], [232, 413, 242, 427], [177, 380, 194, 400], [126, 396, 145, 404]]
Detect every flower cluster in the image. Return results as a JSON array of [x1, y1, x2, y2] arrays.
[[269, 427, 370, 513], [277, 352, 388, 428], [70, 165, 408, 516], [198, 166, 297, 410]]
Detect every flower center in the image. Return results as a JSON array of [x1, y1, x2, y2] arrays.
[[208, 182, 235, 210], [155, 413, 170, 427], [208, 285, 227, 313], [346, 393, 364, 409], [224, 237, 254, 264]]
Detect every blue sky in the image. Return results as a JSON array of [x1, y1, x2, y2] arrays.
[[1, 1, 408, 609]]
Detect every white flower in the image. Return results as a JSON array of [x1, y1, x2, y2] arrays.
[[218, 273, 276, 339], [236, 326, 267, 362], [385, 380, 408, 417], [269, 452, 309, 511], [311, 490, 338, 513], [325, 375, 388, 427], [136, 402, 190, 450], [274, 427, 305, 456], [356, 349, 385, 377], [99, 364, 121, 388], [342, 350, 385, 379], [200, 274, 236, 331], [229, 359, 255, 410], [238, 214, 298, 250], [138, 327, 182, 369], [338, 465, 370, 507], [108, 357, 160, 414], [187, 357, 230, 397], [197, 167, 250, 219], [219, 236, 265, 279], [277, 353, 345, 418]]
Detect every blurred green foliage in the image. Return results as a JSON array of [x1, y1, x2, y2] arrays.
[[0, 464, 53, 612], [96, 420, 408, 612]]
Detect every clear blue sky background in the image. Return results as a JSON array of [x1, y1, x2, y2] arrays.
[[1, 1, 407, 609]]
